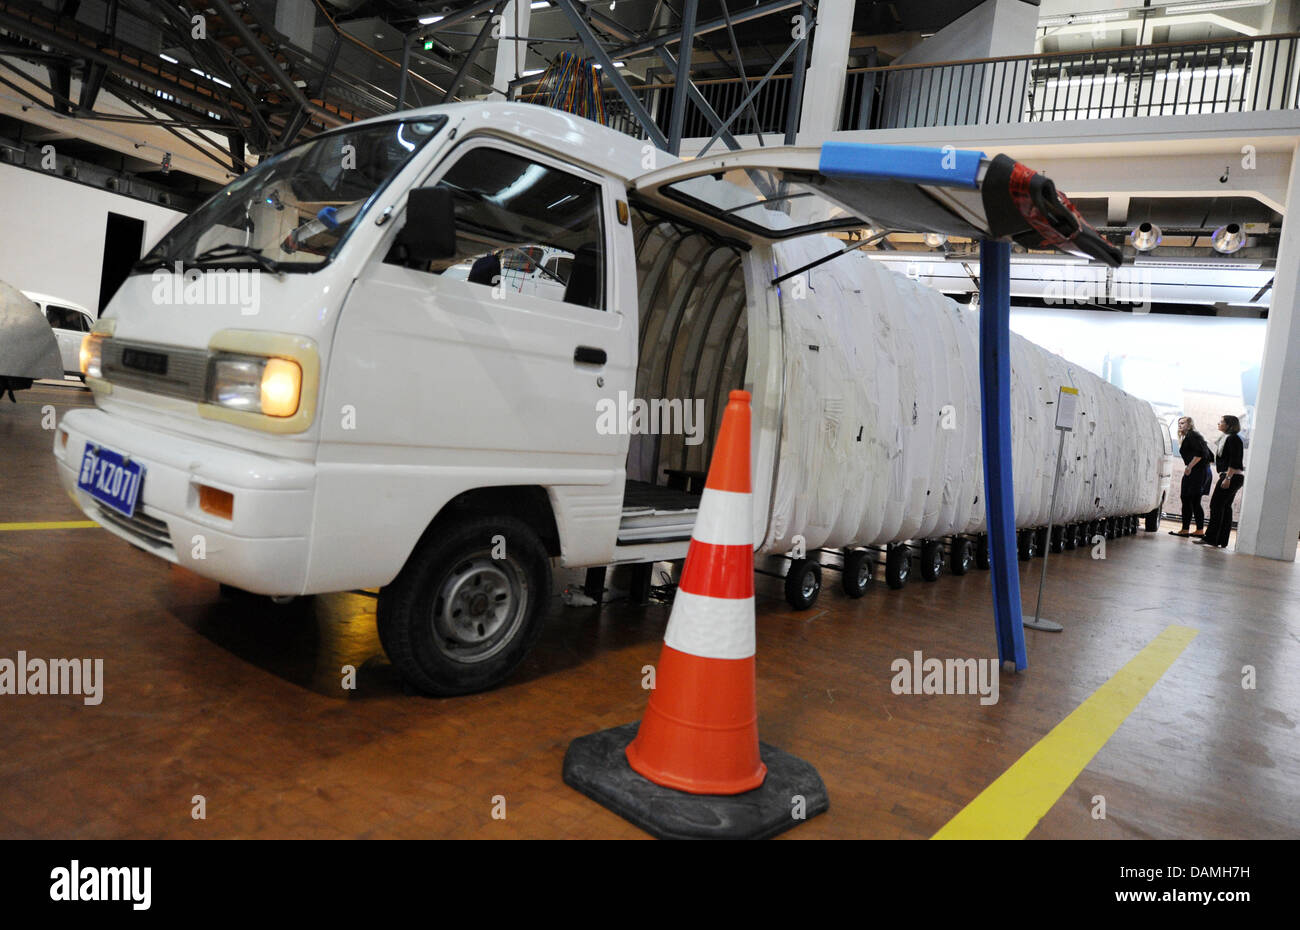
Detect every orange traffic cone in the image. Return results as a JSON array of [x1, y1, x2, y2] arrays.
[[563, 390, 828, 839], [624, 390, 765, 794]]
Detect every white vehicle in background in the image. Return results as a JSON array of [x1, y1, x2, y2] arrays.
[[52, 101, 1156, 698], [22, 292, 95, 379]]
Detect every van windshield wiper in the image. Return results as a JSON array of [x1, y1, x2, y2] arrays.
[[132, 254, 180, 273], [189, 244, 285, 274]]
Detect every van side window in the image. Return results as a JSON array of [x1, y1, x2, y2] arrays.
[[390, 148, 605, 310], [47, 306, 89, 331]]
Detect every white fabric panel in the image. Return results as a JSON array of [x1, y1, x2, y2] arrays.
[[760, 236, 1163, 554], [663, 591, 756, 660]]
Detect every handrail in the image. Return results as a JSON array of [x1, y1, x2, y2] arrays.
[[514, 31, 1299, 142], [845, 31, 1300, 74], [840, 31, 1298, 132], [518, 32, 1296, 98]]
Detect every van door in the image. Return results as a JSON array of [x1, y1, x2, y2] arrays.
[[312, 137, 636, 585], [630, 143, 1119, 265]]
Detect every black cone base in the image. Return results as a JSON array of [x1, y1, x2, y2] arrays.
[[562, 722, 828, 840]]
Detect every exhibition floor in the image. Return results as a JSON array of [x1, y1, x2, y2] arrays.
[[2, 383, 1296, 839]]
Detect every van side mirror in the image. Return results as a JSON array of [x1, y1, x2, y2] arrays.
[[396, 187, 457, 262]]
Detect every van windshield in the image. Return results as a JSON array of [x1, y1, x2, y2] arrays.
[[137, 117, 446, 274]]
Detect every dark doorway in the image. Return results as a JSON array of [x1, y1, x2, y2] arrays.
[[99, 213, 146, 315]]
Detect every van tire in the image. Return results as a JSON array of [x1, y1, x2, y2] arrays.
[[377, 515, 550, 696], [975, 535, 990, 570]]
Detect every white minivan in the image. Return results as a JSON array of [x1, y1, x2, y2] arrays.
[[54, 102, 1159, 695], [23, 292, 95, 378]]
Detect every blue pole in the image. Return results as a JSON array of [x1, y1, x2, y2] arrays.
[[979, 239, 1028, 671]]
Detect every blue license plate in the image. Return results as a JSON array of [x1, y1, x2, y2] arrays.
[[77, 444, 146, 519]]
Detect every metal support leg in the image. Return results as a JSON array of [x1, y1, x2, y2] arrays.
[[1027, 429, 1066, 633], [629, 563, 654, 606], [979, 239, 1028, 671], [583, 566, 607, 604]]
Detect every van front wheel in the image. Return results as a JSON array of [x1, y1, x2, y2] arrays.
[[377, 515, 551, 696]]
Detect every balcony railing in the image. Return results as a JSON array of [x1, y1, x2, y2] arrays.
[[840, 32, 1300, 131], [508, 33, 1300, 146]]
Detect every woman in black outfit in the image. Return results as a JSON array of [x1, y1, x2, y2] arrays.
[[1169, 416, 1211, 537], [1196, 415, 1245, 549]]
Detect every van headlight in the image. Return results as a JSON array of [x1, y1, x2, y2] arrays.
[[208, 354, 302, 417], [80, 333, 105, 378], [200, 331, 318, 433]]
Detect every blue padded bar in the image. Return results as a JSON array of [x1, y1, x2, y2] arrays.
[[818, 142, 985, 189], [979, 238, 1028, 671]]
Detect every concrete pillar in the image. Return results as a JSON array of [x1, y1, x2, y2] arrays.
[[1235, 142, 1300, 562], [490, 1, 532, 99], [797, 0, 854, 140]]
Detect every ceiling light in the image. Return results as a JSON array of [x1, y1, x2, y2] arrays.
[[924, 232, 947, 249], [530, 1, 549, 7], [159, 53, 178, 64], [1211, 222, 1246, 254], [1040, 10, 1132, 27], [1164, 0, 1268, 15], [418, 14, 445, 25], [1129, 222, 1162, 251]]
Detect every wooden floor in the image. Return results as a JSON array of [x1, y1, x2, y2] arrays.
[[2, 382, 1297, 839]]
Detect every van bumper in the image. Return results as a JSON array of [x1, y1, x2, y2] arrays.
[[53, 408, 316, 596]]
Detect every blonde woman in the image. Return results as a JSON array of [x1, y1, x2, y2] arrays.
[[1170, 416, 1211, 538]]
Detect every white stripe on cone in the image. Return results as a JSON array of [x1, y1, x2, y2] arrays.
[[691, 488, 754, 547], [663, 590, 756, 660]]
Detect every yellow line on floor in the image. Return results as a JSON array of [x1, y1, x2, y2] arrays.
[[932, 624, 1198, 840], [0, 521, 100, 531]]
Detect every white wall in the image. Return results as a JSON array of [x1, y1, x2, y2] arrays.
[[1009, 306, 1265, 414], [0, 162, 184, 315]]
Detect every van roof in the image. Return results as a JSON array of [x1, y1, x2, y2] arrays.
[[21, 291, 91, 314], [347, 101, 676, 184]]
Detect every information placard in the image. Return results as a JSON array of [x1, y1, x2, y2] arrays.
[[1055, 386, 1078, 431]]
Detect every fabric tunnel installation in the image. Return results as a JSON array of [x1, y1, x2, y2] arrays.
[[625, 210, 1167, 557]]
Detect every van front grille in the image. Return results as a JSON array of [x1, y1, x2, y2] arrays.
[[97, 503, 174, 552], [101, 339, 210, 401]]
